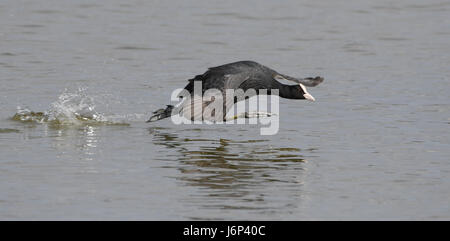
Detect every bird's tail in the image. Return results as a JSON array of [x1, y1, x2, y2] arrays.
[[277, 74, 324, 87], [146, 105, 175, 122]]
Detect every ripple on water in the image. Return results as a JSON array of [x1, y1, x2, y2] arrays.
[[115, 46, 159, 51], [32, 10, 61, 14], [377, 37, 410, 41], [0, 128, 21, 133], [1, 52, 16, 56], [17, 24, 45, 28]]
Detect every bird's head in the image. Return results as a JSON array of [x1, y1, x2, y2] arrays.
[[273, 74, 323, 101]]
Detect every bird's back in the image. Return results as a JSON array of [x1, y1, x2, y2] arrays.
[[184, 61, 277, 93]]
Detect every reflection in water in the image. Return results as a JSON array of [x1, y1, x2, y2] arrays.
[[49, 125, 102, 173], [0, 128, 21, 133], [149, 127, 311, 216], [81, 126, 98, 161]]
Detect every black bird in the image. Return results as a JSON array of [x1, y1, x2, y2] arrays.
[[147, 61, 323, 122]]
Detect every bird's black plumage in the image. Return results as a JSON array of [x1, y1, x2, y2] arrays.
[[147, 61, 323, 122], [184, 61, 322, 97]]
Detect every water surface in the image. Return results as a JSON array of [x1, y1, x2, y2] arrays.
[[1, 0, 449, 220]]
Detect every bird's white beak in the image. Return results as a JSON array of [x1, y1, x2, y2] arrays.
[[303, 93, 315, 101], [299, 83, 315, 101]]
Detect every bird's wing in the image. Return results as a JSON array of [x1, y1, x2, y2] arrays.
[[223, 73, 251, 90], [178, 94, 230, 121], [275, 74, 324, 87], [179, 94, 206, 121], [297, 76, 324, 87]]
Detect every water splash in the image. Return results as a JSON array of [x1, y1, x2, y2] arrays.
[[49, 87, 105, 124], [12, 88, 130, 126]]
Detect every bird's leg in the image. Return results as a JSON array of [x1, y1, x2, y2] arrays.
[[224, 112, 275, 121], [224, 112, 246, 122], [244, 111, 276, 118]]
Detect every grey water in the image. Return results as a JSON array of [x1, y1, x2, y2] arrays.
[[1, 0, 449, 220]]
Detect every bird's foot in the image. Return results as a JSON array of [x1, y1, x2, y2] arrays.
[[244, 111, 276, 118], [225, 112, 276, 121]]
